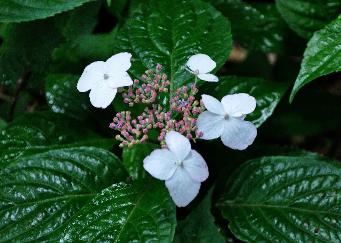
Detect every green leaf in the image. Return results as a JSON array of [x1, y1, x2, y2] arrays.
[[114, 0, 232, 89], [203, 76, 288, 127], [218, 156, 341, 243], [9, 112, 98, 142], [45, 74, 90, 119], [0, 19, 62, 88], [275, 0, 341, 38], [174, 189, 225, 243], [52, 29, 118, 72], [0, 3, 100, 89], [290, 15, 341, 101], [0, 0, 94, 23], [0, 146, 126, 242], [50, 2, 103, 73], [210, 0, 290, 53], [122, 143, 158, 180], [54, 2, 100, 40], [62, 180, 176, 242], [0, 112, 98, 165]]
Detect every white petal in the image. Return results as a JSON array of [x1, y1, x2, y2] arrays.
[[165, 168, 201, 207], [143, 149, 177, 180], [183, 150, 209, 182], [165, 131, 191, 161], [89, 82, 117, 109], [186, 54, 216, 74], [197, 111, 225, 140], [221, 93, 256, 117], [197, 73, 219, 82], [221, 118, 257, 150], [77, 61, 105, 92], [201, 94, 225, 115], [106, 71, 133, 89], [106, 52, 132, 71]]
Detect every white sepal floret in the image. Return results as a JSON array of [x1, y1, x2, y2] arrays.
[[186, 54, 219, 82], [77, 52, 133, 108], [143, 131, 209, 207], [197, 93, 257, 150]]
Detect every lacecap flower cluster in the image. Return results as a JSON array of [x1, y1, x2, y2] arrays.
[[77, 52, 257, 207]]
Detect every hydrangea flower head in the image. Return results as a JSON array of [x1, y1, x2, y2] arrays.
[[197, 93, 257, 150], [110, 64, 204, 147], [143, 131, 209, 207], [77, 52, 133, 108], [186, 54, 219, 82]]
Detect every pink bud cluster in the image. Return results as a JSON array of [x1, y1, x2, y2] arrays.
[[110, 64, 205, 147], [122, 64, 170, 106]]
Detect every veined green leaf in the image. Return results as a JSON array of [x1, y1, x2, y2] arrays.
[[218, 156, 341, 243], [290, 14, 341, 101], [45, 74, 90, 119], [174, 189, 225, 243], [0, 19, 62, 88], [210, 0, 290, 53], [0, 2, 100, 89], [114, 0, 232, 89], [0, 0, 95, 23], [276, 0, 341, 38], [52, 30, 117, 71], [0, 146, 126, 242], [62, 180, 176, 242], [0, 112, 98, 165]]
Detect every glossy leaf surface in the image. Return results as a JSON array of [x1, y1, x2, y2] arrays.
[[0, 0, 94, 23], [276, 0, 341, 38], [0, 147, 126, 242], [211, 0, 290, 52], [114, 0, 232, 89], [290, 15, 341, 101], [219, 156, 341, 243], [174, 189, 224, 243], [45, 74, 90, 118], [0, 112, 98, 165], [62, 180, 176, 242]]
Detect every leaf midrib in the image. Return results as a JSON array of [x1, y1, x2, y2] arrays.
[[220, 201, 341, 217], [114, 186, 149, 243], [1, 193, 94, 212]]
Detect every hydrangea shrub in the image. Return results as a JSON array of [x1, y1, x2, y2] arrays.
[[0, 0, 340, 242]]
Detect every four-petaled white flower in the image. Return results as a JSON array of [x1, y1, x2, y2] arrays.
[[186, 54, 219, 82], [197, 94, 257, 150], [77, 52, 133, 109], [143, 131, 209, 207]]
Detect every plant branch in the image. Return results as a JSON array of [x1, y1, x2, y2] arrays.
[[8, 71, 31, 121]]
